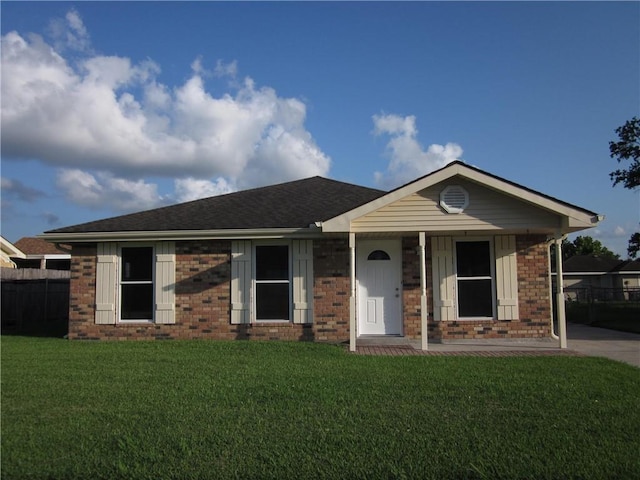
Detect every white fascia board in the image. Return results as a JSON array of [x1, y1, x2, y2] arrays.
[[322, 162, 601, 233], [38, 227, 323, 243], [1, 237, 26, 258], [24, 254, 71, 260]]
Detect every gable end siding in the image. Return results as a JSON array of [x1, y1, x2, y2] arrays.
[[351, 178, 561, 233]]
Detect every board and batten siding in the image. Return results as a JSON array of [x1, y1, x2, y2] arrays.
[[350, 179, 561, 233], [155, 242, 176, 324], [230, 240, 252, 325], [95, 243, 117, 325], [292, 239, 314, 324], [494, 235, 519, 320]]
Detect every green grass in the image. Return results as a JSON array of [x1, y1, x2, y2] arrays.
[[2, 337, 639, 480]]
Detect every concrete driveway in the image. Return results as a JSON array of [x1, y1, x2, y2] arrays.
[[357, 322, 640, 367], [567, 322, 640, 368]]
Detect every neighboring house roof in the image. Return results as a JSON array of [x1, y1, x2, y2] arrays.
[[563, 255, 640, 275], [563, 255, 622, 274], [43, 176, 384, 237], [14, 237, 70, 256], [614, 259, 640, 273]]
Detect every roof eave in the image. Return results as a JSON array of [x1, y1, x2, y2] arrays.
[[38, 227, 323, 243]]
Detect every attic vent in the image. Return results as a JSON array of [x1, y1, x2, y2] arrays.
[[440, 185, 469, 214]]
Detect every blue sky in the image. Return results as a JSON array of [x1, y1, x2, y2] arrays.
[[2, 1, 639, 257]]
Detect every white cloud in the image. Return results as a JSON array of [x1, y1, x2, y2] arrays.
[[47, 8, 92, 53], [372, 113, 463, 189], [174, 177, 236, 203], [214, 59, 238, 78], [614, 226, 626, 236], [56, 169, 164, 211], [1, 10, 331, 212]]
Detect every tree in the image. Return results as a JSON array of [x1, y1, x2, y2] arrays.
[[628, 232, 640, 259], [563, 236, 620, 261], [609, 117, 640, 258], [610, 117, 640, 189]]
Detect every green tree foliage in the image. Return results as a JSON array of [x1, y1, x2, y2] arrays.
[[627, 232, 640, 259], [610, 117, 640, 189], [609, 117, 640, 258], [561, 236, 620, 261]]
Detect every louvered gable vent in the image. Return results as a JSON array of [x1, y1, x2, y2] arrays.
[[440, 185, 469, 214]]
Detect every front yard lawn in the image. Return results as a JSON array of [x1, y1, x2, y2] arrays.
[[2, 337, 639, 479]]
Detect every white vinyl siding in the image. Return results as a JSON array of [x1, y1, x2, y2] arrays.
[[351, 178, 561, 233]]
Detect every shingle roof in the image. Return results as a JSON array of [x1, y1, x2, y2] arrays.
[[14, 237, 70, 255], [563, 255, 627, 273], [46, 176, 385, 234], [614, 259, 640, 273]]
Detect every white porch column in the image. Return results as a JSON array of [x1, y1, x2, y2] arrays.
[[419, 232, 428, 351], [349, 233, 357, 352], [554, 237, 567, 349]]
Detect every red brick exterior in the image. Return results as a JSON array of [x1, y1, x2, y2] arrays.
[[68, 235, 552, 341], [69, 239, 350, 341]]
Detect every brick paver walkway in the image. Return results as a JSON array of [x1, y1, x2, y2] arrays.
[[349, 345, 584, 357]]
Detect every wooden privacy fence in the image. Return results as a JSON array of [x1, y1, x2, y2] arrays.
[[1, 268, 70, 337]]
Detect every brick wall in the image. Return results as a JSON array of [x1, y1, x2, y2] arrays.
[[68, 239, 351, 342], [67, 235, 551, 341], [400, 234, 551, 341]]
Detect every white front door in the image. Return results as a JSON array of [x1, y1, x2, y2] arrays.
[[357, 239, 402, 335]]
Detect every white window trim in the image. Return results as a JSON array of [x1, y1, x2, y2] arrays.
[[118, 243, 155, 324], [252, 240, 292, 323], [453, 237, 496, 321]]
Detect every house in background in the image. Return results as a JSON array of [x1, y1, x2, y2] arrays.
[[562, 255, 640, 301], [12, 237, 71, 271], [1, 236, 25, 268], [40, 161, 601, 350]]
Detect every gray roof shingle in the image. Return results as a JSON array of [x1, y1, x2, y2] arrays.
[[46, 176, 385, 234]]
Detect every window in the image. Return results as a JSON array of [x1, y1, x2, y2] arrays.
[[455, 241, 494, 318], [255, 244, 290, 321], [120, 246, 154, 321], [231, 240, 313, 325], [367, 250, 391, 261], [95, 242, 174, 326]]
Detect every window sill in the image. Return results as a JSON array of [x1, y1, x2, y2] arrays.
[[447, 318, 496, 322]]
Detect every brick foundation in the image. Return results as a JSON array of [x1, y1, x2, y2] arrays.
[[68, 235, 552, 342]]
